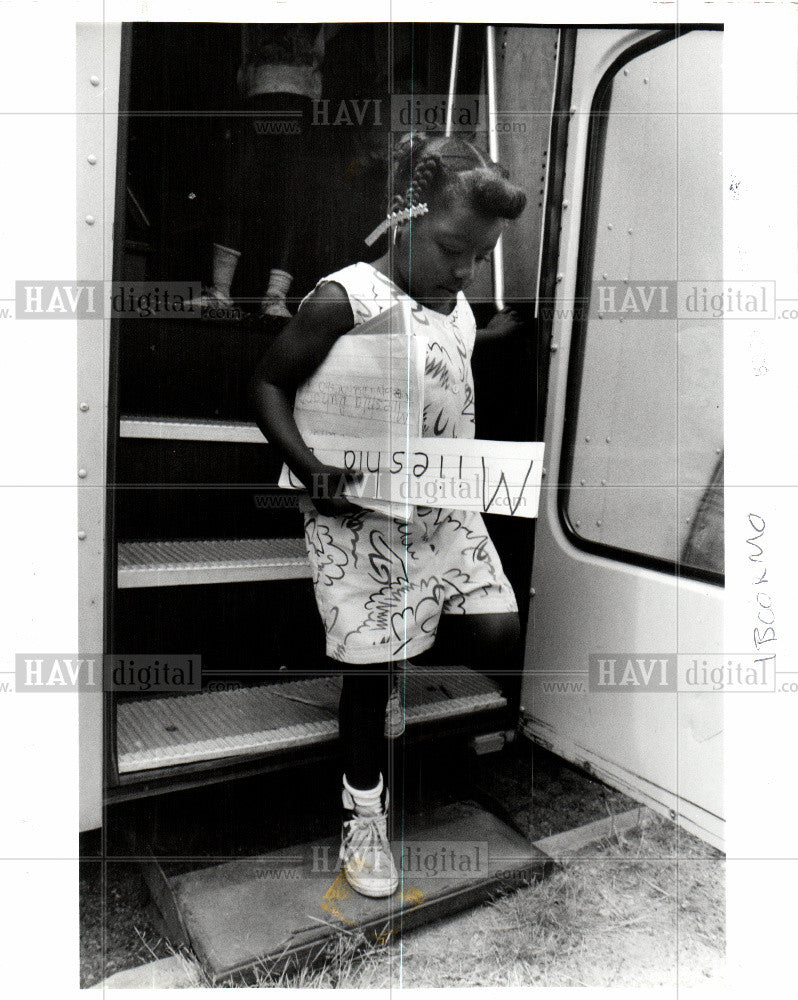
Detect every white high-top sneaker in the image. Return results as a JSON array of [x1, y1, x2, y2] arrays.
[[339, 773, 399, 898]]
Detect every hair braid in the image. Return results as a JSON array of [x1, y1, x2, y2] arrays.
[[373, 132, 526, 247], [403, 153, 442, 209]]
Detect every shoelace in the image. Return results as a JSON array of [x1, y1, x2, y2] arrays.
[[340, 809, 393, 871]]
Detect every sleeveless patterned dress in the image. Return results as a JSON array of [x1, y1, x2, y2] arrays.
[[297, 262, 517, 664]]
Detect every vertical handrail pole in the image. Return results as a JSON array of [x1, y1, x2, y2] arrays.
[[444, 25, 461, 137], [486, 25, 505, 309]]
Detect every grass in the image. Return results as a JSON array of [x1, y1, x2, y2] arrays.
[[83, 807, 725, 989], [81, 748, 722, 988], [79, 860, 174, 986], [229, 808, 726, 989]]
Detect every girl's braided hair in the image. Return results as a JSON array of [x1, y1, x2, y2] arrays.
[[389, 132, 527, 222]]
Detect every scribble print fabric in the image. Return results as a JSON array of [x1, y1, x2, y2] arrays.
[[297, 263, 518, 664]]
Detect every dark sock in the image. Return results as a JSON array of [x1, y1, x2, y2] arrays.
[[338, 666, 391, 790]]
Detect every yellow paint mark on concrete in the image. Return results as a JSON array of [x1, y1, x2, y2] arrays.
[[320, 869, 426, 941], [320, 869, 358, 926]]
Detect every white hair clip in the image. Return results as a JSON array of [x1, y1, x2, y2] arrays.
[[364, 202, 429, 247]]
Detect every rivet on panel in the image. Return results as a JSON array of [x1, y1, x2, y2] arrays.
[[606, 436, 611, 443], [585, 436, 590, 443], [85, 215, 95, 226], [541, 467, 547, 477], [530, 588, 536, 597], [597, 313, 603, 319], [569, 106, 576, 115], [550, 343, 558, 352], [574, 521, 580, 528], [90, 75, 100, 86], [601, 479, 607, 486], [87, 154, 97, 165], [556, 273, 563, 282], [78, 468, 87, 478], [623, 68, 629, 76], [643, 77, 649, 84], [562, 200, 569, 209], [596, 520, 602, 527], [78, 531, 87, 540], [607, 223, 613, 230], [580, 479, 585, 486], [602, 273, 607, 279], [79, 402, 89, 412]]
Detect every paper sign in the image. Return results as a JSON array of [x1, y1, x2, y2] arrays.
[[285, 299, 424, 442], [278, 299, 544, 518], [279, 299, 425, 514], [283, 435, 545, 519]]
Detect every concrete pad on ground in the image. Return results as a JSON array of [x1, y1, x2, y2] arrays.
[[166, 799, 552, 981]]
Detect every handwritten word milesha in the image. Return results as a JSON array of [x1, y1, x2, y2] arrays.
[[280, 436, 545, 519]]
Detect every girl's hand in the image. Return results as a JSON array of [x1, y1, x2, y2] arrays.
[[484, 306, 524, 339], [304, 464, 366, 517]]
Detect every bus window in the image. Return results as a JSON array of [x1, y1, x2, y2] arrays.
[[561, 30, 723, 578]]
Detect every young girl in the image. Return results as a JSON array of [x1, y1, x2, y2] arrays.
[[250, 133, 527, 898]]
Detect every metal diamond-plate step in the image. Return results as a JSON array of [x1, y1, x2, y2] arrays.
[[117, 538, 310, 588], [120, 416, 268, 444], [117, 667, 506, 773]]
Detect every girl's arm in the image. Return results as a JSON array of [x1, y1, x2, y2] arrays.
[[249, 282, 364, 515], [474, 306, 524, 348]]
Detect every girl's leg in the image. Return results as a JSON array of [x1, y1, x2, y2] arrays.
[[424, 612, 521, 669], [336, 662, 392, 790], [335, 660, 399, 898]]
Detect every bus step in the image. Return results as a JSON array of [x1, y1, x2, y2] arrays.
[[117, 537, 310, 588], [117, 666, 507, 773], [120, 415, 268, 444]]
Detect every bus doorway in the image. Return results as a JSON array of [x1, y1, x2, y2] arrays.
[[80, 21, 558, 978], [106, 19, 551, 791]]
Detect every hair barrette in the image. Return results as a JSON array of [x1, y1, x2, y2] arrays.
[[364, 202, 429, 247]]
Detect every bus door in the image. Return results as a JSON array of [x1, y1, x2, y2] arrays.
[[522, 27, 725, 849]]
